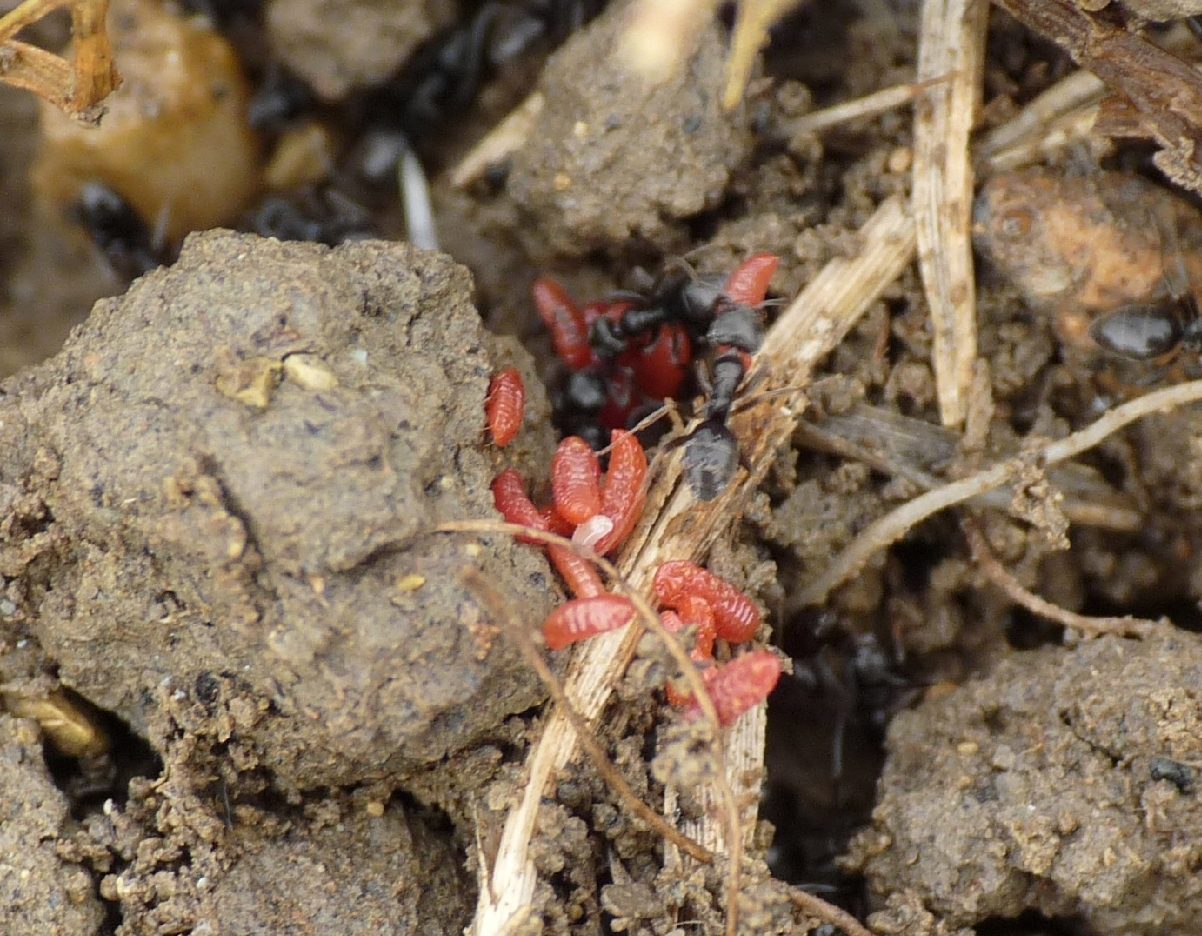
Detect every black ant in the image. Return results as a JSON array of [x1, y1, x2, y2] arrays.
[[246, 187, 376, 245], [608, 259, 771, 501], [1088, 293, 1202, 361]]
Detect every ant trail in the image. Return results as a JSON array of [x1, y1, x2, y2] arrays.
[[462, 568, 713, 863]]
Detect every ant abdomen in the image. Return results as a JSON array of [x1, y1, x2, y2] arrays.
[[1088, 303, 1185, 361]]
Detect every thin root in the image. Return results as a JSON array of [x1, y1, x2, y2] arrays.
[[961, 515, 1160, 638], [784, 884, 875, 936], [787, 73, 952, 137], [802, 379, 1202, 607]]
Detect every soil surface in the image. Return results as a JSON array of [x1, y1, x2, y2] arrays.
[[6, 1, 1202, 934]]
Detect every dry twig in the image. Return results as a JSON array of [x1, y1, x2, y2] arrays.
[[787, 74, 950, 136], [723, 0, 807, 109], [448, 91, 544, 189], [976, 68, 1105, 171], [802, 379, 1202, 607], [797, 404, 1143, 531], [0, 0, 120, 122], [465, 196, 916, 936], [913, 0, 989, 426], [990, 0, 1202, 193]]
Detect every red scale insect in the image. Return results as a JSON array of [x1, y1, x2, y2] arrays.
[[491, 468, 605, 598], [682, 650, 782, 727], [485, 368, 525, 447], [722, 253, 779, 308], [533, 278, 594, 371]]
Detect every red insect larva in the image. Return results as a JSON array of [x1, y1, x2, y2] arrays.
[[544, 594, 636, 650], [491, 469, 547, 545], [684, 649, 781, 726], [722, 253, 779, 308], [653, 560, 760, 643], [485, 368, 525, 447], [539, 505, 575, 538], [546, 544, 605, 599], [494, 471, 604, 596], [551, 436, 602, 525], [674, 594, 717, 659], [593, 429, 649, 556], [533, 277, 594, 371]]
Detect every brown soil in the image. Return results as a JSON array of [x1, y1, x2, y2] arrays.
[[5, 1, 1202, 935]]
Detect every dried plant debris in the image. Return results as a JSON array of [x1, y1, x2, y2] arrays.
[[0, 0, 119, 122], [912, 0, 988, 426], [991, 0, 1202, 193]]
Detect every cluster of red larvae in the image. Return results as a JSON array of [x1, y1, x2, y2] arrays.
[[484, 375, 781, 728]]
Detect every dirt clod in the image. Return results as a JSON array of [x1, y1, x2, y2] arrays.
[[848, 629, 1202, 935], [6, 231, 556, 791], [0, 715, 105, 936], [505, 4, 753, 259], [265, 0, 456, 100]]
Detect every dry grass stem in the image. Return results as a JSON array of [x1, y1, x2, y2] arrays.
[[913, 0, 988, 426], [801, 378, 1202, 607], [723, 0, 807, 109], [462, 567, 715, 863], [448, 91, 544, 189], [0, 0, 119, 121], [977, 69, 1104, 171], [462, 196, 916, 936], [788, 74, 950, 136], [990, 0, 1202, 194], [961, 517, 1160, 637]]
